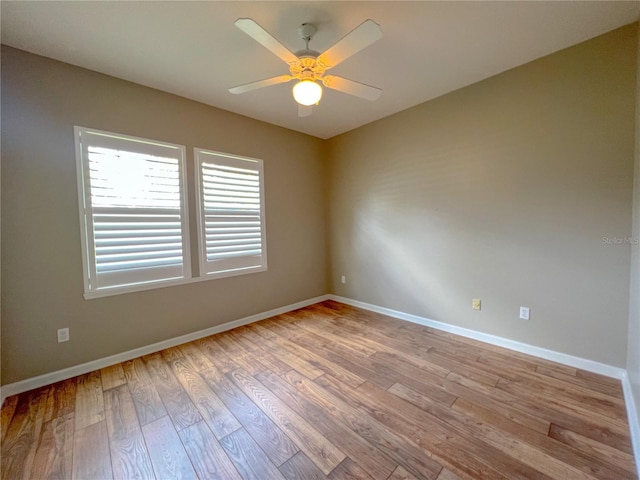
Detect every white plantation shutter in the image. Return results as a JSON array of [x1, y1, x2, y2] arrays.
[[75, 127, 191, 296], [195, 149, 267, 277]]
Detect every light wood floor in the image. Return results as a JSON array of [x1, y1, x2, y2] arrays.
[[1, 300, 637, 479]]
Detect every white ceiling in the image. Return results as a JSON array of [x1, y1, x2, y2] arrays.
[[2, 1, 639, 139]]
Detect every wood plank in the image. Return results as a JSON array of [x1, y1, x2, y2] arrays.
[[1, 388, 50, 480], [104, 385, 154, 480], [327, 457, 374, 479], [122, 358, 167, 426], [499, 372, 626, 420], [294, 337, 397, 389], [398, 323, 496, 357], [495, 377, 629, 430], [530, 358, 578, 376], [160, 346, 185, 363], [179, 420, 242, 480], [74, 371, 104, 431], [259, 317, 302, 338], [381, 380, 602, 480], [281, 310, 378, 351], [442, 375, 551, 435], [143, 353, 202, 431], [228, 368, 346, 475], [72, 421, 112, 480], [1, 395, 19, 442], [228, 327, 292, 375], [476, 344, 578, 379], [359, 315, 485, 357], [194, 336, 238, 374], [30, 413, 74, 480], [388, 465, 421, 480], [548, 423, 637, 477], [447, 395, 631, 479], [201, 365, 299, 465], [535, 365, 622, 397], [367, 351, 455, 404], [256, 370, 397, 478], [269, 332, 365, 387], [445, 371, 633, 454], [309, 313, 451, 379], [366, 350, 449, 394], [575, 369, 624, 388], [293, 315, 381, 359], [100, 364, 127, 391], [436, 469, 463, 480], [289, 315, 379, 358], [278, 451, 325, 480], [389, 376, 457, 407], [313, 305, 405, 336], [422, 350, 501, 387], [178, 341, 214, 372], [142, 415, 198, 480], [316, 300, 360, 317], [43, 378, 77, 422], [212, 334, 267, 376], [219, 427, 286, 480], [169, 358, 241, 439], [279, 370, 443, 480], [246, 323, 363, 385], [476, 352, 540, 377], [248, 324, 326, 379], [315, 374, 520, 480]]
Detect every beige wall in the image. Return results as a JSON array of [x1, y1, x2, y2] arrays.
[[1, 46, 328, 385], [327, 24, 638, 367], [628, 24, 640, 428]]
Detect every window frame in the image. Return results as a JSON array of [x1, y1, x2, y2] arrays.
[[75, 126, 192, 299], [194, 147, 268, 280]]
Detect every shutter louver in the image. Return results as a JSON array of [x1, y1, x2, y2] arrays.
[[76, 128, 190, 295], [196, 150, 267, 277]]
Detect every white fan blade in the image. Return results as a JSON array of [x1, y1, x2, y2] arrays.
[[317, 19, 382, 70], [235, 18, 299, 65], [298, 104, 313, 117], [322, 75, 382, 101], [229, 75, 293, 94]]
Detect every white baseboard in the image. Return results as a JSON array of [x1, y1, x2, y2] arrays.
[[622, 374, 640, 478], [0, 294, 330, 404], [330, 294, 639, 475]]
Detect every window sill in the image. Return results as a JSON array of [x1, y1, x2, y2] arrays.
[[83, 265, 268, 299]]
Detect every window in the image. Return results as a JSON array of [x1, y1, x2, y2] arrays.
[[75, 127, 191, 298], [195, 148, 267, 278], [75, 128, 268, 298]]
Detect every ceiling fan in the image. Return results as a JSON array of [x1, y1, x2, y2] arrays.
[[229, 18, 383, 117]]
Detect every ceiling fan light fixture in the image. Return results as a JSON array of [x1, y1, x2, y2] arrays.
[[293, 80, 322, 106]]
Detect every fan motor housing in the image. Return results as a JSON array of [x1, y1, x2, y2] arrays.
[[289, 55, 325, 80]]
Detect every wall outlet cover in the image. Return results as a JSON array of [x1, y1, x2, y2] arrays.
[[472, 298, 481, 311], [57, 328, 70, 343]]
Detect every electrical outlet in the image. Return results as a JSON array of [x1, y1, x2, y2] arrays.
[[519, 306, 530, 320], [341, 275, 346, 284], [57, 328, 70, 343], [472, 298, 481, 311]]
